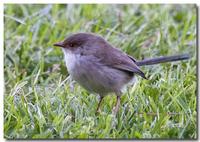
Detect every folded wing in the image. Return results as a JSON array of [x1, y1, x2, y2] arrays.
[[91, 41, 147, 79]]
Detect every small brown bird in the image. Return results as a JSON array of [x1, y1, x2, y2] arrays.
[[53, 33, 189, 115]]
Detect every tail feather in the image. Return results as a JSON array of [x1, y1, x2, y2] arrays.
[[135, 54, 190, 66]]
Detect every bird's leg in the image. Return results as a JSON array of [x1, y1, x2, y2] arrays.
[[112, 95, 121, 115], [96, 96, 104, 114]]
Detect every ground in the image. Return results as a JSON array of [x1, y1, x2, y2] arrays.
[[4, 4, 197, 139]]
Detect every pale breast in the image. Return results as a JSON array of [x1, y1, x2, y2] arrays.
[[63, 49, 80, 75], [62, 49, 134, 95]]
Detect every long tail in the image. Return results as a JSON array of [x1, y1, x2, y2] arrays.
[[135, 54, 190, 66]]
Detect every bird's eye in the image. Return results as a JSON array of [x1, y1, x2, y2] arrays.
[[69, 43, 74, 47]]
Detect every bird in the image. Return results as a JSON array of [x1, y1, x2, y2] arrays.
[[53, 32, 190, 115]]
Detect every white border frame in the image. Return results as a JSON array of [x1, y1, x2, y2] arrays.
[[0, 1, 199, 142]]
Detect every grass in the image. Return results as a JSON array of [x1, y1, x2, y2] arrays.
[[4, 4, 197, 139]]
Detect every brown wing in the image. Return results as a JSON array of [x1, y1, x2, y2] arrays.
[[91, 41, 147, 79]]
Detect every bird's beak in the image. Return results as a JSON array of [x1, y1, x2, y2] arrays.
[[53, 41, 64, 47]]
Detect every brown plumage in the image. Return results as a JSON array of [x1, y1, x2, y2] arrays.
[[54, 32, 190, 115]]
